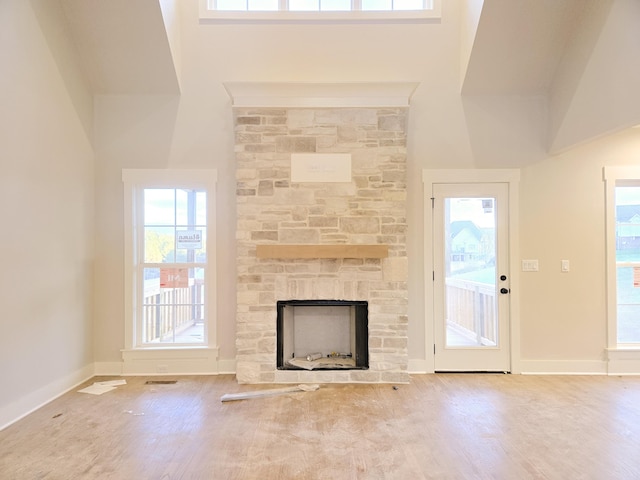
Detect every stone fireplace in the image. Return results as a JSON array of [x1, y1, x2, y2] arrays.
[[228, 82, 416, 384]]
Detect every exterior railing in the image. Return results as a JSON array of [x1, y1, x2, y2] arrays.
[[445, 277, 496, 345], [142, 279, 204, 343]]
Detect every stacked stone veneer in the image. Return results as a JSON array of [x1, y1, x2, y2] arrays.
[[234, 106, 409, 384]]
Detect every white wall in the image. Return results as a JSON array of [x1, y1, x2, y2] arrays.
[[459, 0, 484, 89], [550, 0, 640, 153], [0, 0, 94, 429], [3, 0, 638, 430], [86, 0, 640, 375], [160, 0, 182, 89], [520, 128, 640, 372], [92, 0, 548, 371]]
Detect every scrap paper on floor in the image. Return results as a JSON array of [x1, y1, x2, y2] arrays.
[[78, 379, 127, 395]]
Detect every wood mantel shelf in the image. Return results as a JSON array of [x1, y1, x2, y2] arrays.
[[256, 244, 389, 259]]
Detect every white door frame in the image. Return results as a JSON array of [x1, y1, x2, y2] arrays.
[[423, 169, 521, 374]]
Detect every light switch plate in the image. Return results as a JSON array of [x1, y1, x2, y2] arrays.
[[522, 259, 539, 272]]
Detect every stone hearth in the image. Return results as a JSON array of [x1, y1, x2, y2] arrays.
[[229, 83, 415, 384]]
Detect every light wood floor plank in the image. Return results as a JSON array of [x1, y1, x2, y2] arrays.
[[1, 374, 640, 479]]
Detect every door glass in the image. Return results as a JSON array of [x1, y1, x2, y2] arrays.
[[444, 197, 497, 347]]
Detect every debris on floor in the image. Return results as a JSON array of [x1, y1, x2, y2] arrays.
[[220, 384, 320, 402], [77, 379, 127, 395], [286, 353, 355, 370]]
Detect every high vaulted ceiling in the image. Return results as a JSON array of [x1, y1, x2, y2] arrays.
[[60, 0, 180, 94], [53, 0, 637, 153], [461, 0, 586, 95], [57, 0, 592, 99]]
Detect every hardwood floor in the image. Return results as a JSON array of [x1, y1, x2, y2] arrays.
[[2, 374, 640, 479]]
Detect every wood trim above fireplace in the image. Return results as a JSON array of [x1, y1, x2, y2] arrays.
[[256, 244, 389, 259]]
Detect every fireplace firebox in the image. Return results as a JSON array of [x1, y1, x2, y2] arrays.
[[277, 300, 369, 370]]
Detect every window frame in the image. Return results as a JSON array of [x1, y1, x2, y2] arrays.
[[122, 169, 218, 351], [199, 0, 441, 23], [604, 166, 640, 374]]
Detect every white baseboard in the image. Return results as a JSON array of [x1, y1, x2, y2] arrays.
[[94, 362, 124, 376], [121, 347, 221, 375], [606, 348, 640, 375], [96, 358, 238, 376], [519, 359, 607, 375], [0, 364, 94, 431], [217, 358, 236, 374], [0, 355, 236, 431], [408, 358, 432, 374]]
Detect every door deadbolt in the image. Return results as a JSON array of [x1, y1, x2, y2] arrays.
[[500, 275, 507, 281]]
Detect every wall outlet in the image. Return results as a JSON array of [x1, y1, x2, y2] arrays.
[[157, 364, 169, 374]]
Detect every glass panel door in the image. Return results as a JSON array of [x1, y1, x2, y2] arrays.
[[433, 183, 510, 372]]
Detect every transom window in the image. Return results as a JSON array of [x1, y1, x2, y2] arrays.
[[212, 0, 427, 11], [200, 0, 440, 22]]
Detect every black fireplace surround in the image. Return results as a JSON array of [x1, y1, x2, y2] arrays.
[[276, 299, 369, 370]]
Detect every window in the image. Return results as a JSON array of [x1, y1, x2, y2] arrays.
[[122, 170, 217, 349], [200, 0, 440, 22], [612, 183, 640, 344], [604, 166, 640, 374], [213, 0, 429, 11]]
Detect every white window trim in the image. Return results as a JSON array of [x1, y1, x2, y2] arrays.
[[199, 0, 441, 23], [121, 169, 219, 375], [603, 166, 640, 375]]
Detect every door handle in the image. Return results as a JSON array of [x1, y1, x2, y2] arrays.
[[500, 288, 510, 294]]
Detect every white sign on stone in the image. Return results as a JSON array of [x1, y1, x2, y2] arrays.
[[291, 153, 351, 183]]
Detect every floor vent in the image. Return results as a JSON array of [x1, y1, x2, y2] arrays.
[[145, 380, 178, 385]]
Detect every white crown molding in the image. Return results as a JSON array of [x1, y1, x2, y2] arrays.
[[223, 82, 420, 108]]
